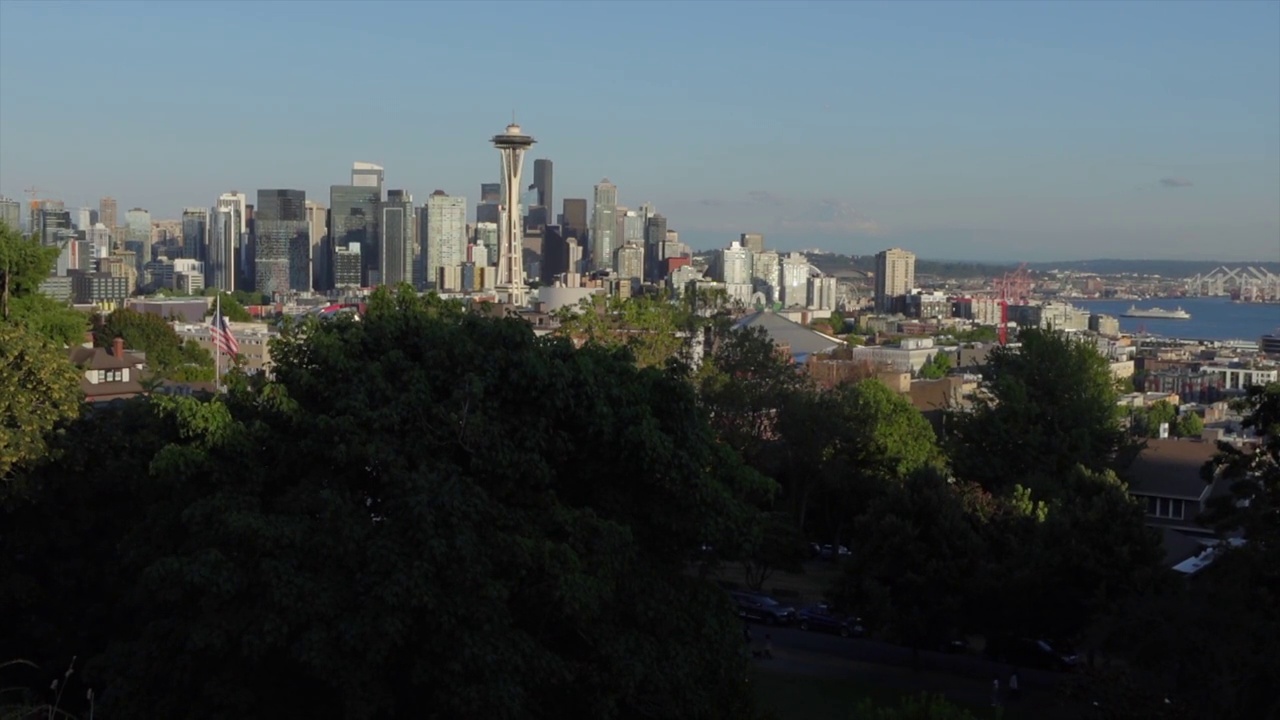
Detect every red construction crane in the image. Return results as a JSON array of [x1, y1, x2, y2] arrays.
[[996, 263, 1033, 345]]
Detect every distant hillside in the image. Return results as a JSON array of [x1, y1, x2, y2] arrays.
[[805, 254, 1015, 280], [1024, 259, 1280, 277]]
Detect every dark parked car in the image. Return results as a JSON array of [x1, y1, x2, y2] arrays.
[[796, 603, 865, 638], [729, 591, 797, 625], [989, 637, 1080, 671]]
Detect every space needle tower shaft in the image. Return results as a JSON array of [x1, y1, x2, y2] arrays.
[[491, 122, 536, 306]]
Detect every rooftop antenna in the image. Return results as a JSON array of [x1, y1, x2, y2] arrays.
[[511, 109, 516, 124]]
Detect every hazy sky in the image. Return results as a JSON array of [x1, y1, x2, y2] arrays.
[[1, 0, 1277, 261]]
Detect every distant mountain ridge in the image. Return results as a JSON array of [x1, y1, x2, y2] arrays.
[[1022, 259, 1280, 277]]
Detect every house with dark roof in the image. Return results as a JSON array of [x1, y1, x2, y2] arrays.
[[68, 337, 147, 403], [1123, 437, 1238, 568]]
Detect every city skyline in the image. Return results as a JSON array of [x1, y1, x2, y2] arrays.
[[1, 1, 1277, 262]]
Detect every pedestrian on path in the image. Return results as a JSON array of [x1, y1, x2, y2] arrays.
[[991, 676, 1001, 707], [1008, 669, 1020, 701]]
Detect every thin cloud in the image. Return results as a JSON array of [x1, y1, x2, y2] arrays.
[[1160, 177, 1193, 188], [778, 198, 883, 236], [746, 190, 785, 206]]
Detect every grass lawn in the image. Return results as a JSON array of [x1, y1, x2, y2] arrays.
[[751, 668, 1058, 720]]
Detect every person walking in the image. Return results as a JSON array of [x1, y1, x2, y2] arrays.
[[1008, 669, 1020, 701], [991, 676, 1001, 707]]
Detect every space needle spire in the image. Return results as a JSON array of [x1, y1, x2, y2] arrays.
[[491, 120, 536, 306]]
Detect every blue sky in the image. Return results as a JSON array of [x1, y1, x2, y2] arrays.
[[1, 0, 1277, 261]]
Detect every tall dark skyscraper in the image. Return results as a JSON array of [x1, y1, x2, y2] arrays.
[[254, 189, 309, 296], [644, 214, 668, 282], [532, 159, 553, 212], [477, 182, 501, 225], [561, 198, 587, 242], [381, 190, 415, 287], [330, 184, 380, 287], [540, 224, 569, 285]]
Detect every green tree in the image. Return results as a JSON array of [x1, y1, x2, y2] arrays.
[[93, 308, 214, 381], [203, 291, 252, 322], [776, 379, 944, 539], [832, 469, 985, 658], [0, 324, 81, 495], [919, 351, 952, 379], [1142, 400, 1178, 438], [554, 294, 696, 368], [0, 220, 88, 345], [1175, 410, 1204, 438], [947, 328, 1127, 491], [2, 286, 773, 719]]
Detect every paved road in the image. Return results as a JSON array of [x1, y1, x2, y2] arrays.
[[746, 625, 1070, 709]]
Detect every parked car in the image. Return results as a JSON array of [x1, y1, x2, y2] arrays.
[[796, 603, 865, 638], [729, 591, 797, 625], [989, 636, 1080, 671], [809, 543, 851, 561]]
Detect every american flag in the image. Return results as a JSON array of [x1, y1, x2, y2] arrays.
[[211, 307, 239, 357]]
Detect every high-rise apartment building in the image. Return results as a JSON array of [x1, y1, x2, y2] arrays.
[[590, 179, 618, 272], [254, 189, 309, 296], [181, 208, 208, 261], [76, 207, 98, 230], [380, 190, 415, 288], [305, 201, 327, 291], [780, 252, 811, 307], [741, 233, 765, 254], [474, 222, 499, 267], [532, 159, 553, 214], [752, 250, 781, 305], [98, 197, 118, 234], [422, 191, 466, 289], [0, 197, 20, 231], [719, 241, 753, 285], [874, 247, 916, 313], [615, 241, 644, 283], [330, 184, 379, 287]]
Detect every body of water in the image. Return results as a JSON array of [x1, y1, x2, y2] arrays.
[[1074, 297, 1278, 342]]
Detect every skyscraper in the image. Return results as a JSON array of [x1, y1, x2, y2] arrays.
[[209, 198, 243, 292], [741, 233, 765, 254], [305, 201, 328, 291], [644, 213, 667, 281], [532, 158, 553, 214], [254, 189, 309, 296], [98, 197, 118, 236], [561, 198, 587, 241], [423, 191, 467, 289], [76, 207, 97, 230], [474, 222, 499, 267], [181, 208, 208, 261], [590, 179, 618, 272], [351, 161, 384, 191], [330, 184, 379, 287], [491, 122, 536, 304], [381, 190, 415, 287], [615, 241, 644, 283], [874, 247, 916, 313], [125, 208, 152, 284]]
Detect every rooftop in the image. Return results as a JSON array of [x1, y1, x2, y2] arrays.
[[1125, 438, 1219, 500]]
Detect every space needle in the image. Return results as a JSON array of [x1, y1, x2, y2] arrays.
[[491, 121, 536, 306]]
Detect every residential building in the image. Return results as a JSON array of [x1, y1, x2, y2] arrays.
[[422, 191, 466, 289], [474, 222, 499, 267], [741, 232, 764, 253], [69, 337, 146, 403], [333, 244, 362, 288], [175, 320, 275, 376], [254, 189, 309, 296], [72, 271, 130, 308], [76, 207, 98, 230], [614, 241, 644, 284], [780, 252, 811, 307], [809, 276, 838, 311], [0, 196, 20, 230], [874, 248, 916, 313], [1090, 313, 1121, 337], [752, 250, 781, 305]]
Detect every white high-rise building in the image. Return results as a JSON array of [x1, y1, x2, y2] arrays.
[[780, 252, 811, 307], [474, 222, 499, 266], [614, 241, 644, 282], [209, 203, 241, 292], [719, 240, 753, 285], [351, 162, 384, 191], [423, 191, 467, 289], [751, 250, 781, 305]]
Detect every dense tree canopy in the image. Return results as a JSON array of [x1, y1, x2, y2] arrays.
[[0, 220, 88, 345], [0, 324, 81, 493], [2, 286, 773, 719], [948, 328, 1126, 490], [553, 294, 697, 369]]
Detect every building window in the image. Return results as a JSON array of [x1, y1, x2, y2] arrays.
[[1144, 496, 1185, 520]]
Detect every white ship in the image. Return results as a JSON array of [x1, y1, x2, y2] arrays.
[[1120, 306, 1192, 320]]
